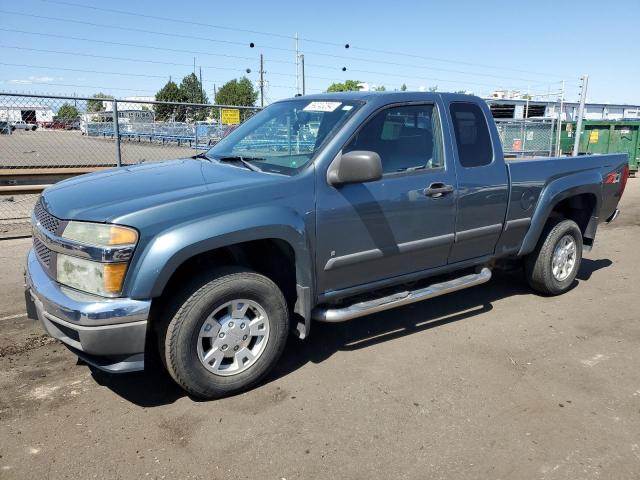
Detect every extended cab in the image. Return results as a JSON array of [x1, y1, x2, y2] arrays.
[[25, 92, 629, 398]]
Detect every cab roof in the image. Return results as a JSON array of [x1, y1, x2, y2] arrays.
[[278, 91, 480, 105]]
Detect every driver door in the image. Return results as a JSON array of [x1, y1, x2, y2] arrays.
[[315, 103, 457, 295]]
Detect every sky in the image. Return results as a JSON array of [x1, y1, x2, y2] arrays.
[[0, 0, 638, 105]]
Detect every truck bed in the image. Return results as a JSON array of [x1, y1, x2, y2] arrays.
[[502, 153, 628, 256]]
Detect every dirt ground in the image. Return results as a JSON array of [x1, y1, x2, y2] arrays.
[[0, 182, 639, 479], [0, 130, 195, 237], [0, 129, 195, 167]]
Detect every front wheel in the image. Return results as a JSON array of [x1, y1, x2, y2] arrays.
[[160, 268, 289, 399], [525, 219, 583, 295]]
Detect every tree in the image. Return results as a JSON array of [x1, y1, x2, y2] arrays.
[[400, 83, 407, 92], [87, 92, 113, 112], [373, 85, 386, 92], [154, 80, 186, 122], [428, 85, 438, 92], [179, 73, 210, 121], [215, 77, 258, 106], [214, 77, 258, 121], [326, 80, 362, 92], [56, 103, 79, 120]]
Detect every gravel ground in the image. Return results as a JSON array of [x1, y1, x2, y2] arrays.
[[0, 182, 639, 479]]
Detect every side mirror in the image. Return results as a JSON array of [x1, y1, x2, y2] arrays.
[[327, 150, 383, 186]]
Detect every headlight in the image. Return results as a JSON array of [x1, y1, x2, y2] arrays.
[[62, 221, 138, 247], [56, 253, 128, 296]]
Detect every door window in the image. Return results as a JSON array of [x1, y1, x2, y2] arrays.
[[344, 104, 444, 174], [450, 102, 493, 167]]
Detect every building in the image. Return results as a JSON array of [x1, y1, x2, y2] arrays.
[[484, 97, 640, 121], [101, 96, 155, 112], [0, 105, 54, 124]]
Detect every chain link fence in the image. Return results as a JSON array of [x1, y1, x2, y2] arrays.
[[0, 93, 260, 237], [0, 93, 561, 238], [495, 118, 556, 159]]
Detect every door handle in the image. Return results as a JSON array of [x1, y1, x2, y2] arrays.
[[423, 182, 454, 198]]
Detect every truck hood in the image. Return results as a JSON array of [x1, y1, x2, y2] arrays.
[[41, 159, 275, 222]]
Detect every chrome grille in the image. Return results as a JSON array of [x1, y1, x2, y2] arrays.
[[34, 199, 61, 235], [33, 236, 51, 268]]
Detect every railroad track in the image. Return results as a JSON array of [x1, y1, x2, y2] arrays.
[[0, 166, 122, 194]]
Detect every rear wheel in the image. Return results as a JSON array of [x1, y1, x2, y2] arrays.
[[160, 268, 289, 399], [525, 219, 583, 295]]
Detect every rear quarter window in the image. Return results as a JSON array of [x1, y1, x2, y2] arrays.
[[450, 102, 493, 168]]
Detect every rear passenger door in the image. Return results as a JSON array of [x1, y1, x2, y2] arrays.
[[447, 101, 509, 263]]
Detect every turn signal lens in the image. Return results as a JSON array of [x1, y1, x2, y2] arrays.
[[103, 263, 128, 294], [108, 226, 138, 245]]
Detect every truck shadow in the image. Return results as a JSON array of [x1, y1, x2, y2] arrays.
[[271, 257, 611, 383], [90, 258, 611, 406]]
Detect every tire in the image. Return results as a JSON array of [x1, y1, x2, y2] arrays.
[[160, 267, 289, 399], [525, 219, 583, 295]]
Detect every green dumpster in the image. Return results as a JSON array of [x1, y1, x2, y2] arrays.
[[559, 120, 640, 174]]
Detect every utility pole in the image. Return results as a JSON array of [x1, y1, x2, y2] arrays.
[[199, 67, 203, 102], [555, 80, 565, 156], [300, 54, 306, 95], [572, 75, 589, 157], [259, 53, 265, 108], [295, 32, 300, 95]]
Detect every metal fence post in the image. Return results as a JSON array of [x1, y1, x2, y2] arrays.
[[113, 99, 122, 167], [548, 118, 555, 157], [194, 119, 198, 152]]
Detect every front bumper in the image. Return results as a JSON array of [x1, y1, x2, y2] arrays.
[[25, 249, 151, 373]]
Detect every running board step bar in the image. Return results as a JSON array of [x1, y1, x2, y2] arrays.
[[312, 267, 492, 323]]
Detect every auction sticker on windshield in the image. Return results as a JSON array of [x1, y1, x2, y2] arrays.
[[304, 101, 342, 112]]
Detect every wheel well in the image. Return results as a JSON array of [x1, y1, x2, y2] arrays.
[[548, 193, 597, 245], [159, 239, 297, 310]]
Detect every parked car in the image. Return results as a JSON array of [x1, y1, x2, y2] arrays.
[[25, 92, 628, 399], [12, 120, 37, 131]]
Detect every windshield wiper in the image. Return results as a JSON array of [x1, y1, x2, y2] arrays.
[[192, 152, 213, 161], [216, 155, 263, 172]]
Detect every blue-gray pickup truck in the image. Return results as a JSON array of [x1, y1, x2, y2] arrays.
[[25, 92, 628, 398]]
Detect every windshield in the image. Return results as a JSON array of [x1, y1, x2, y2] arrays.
[[207, 99, 362, 174]]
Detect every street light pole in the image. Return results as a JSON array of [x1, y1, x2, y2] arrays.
[[301, 54, 305, 95], [295, 32, 300, 95]]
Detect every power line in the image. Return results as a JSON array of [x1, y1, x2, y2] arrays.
[[4, 43, 548, 91], [38, 0, 568, 79], [1, 80, 158, 94], [0, 10, 292, 53], [0, 29, 554, 94], [1, 10, 563, 84], [0, 28, 298, 67], [0, 61, 299, 92], [42, 0, 298, 41], [0, 45, 257, 75], [0, 62, 229, 82]]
